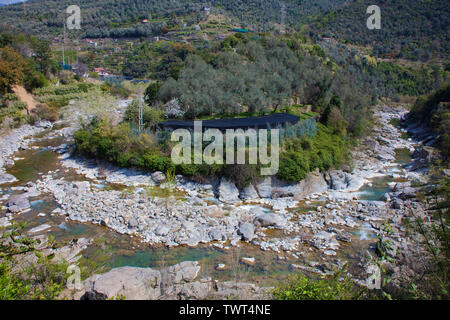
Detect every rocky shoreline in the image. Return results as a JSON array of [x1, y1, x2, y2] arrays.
[[62, 260, 270, 300], [0, 103, 436, 299]]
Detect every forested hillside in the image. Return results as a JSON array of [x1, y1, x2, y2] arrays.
[[0, 0, 205, 38], [0, 0, 348, 38], [145, 34, 371, 135], [210, 0, 349, 30], [409, 82, 450, 160], [1, 0, 448, 62], [311, 0, 450, 61]]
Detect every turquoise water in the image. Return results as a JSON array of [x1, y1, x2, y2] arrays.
[[358, 176, 393, 201], [359, 147, 412, 201]]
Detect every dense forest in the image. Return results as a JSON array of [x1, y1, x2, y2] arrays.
[[319, 41, 445, 99], [311, 0, 450, 61], [1, 0, 448, 62], [142, 34, 370, 135], [0, 0, 349, 38], [409, 81, 450, 160], [0, 0, 206, 38]]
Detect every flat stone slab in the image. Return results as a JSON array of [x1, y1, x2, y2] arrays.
[[28, 224, 51, 234]]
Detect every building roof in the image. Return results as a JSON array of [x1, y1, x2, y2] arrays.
[[159, 113, 300, 130]]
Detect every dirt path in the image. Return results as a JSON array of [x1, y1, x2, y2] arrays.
[[12, 85, 37, 114]]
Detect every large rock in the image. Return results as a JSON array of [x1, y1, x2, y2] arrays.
[[0, 172, 17, 185], [68, 261, 268, 300], [412, 147, 435, 163], [392, 199, 403, 210], [161, 261, 201, 287], [239, 184, 259, 201], [35, 120, 53, 129], [393, 182, 411, 192], [395, 187, 417, 200], [0, 217, 11, 228], [363, 137, 378, 151], [162, 281, 212, 300], [7, 194, 30, 213], [210, 228, 225, 241], [151, 171, 166, 184], [83, 267, 161, 300], [127, 217, 139, 229], [238, 222, 255, 241], [272, 169, 328, 199], [253, 209, 283, 228], [324, 170, 348, 191], [218, 178, 240, 203], [214, 282, 269, 300], [255, 177, 272, 198], [155, 224, 171, 236]]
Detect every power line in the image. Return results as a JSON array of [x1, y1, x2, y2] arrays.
[[138, 88, 144, 133]]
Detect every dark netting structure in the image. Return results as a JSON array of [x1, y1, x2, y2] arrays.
[[159, 113, 300, 131]]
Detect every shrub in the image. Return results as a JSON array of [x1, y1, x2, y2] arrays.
[[273, 271, 362, 300], [143, 153, 167, 172], [277, 124, 348, 182], [32, 103, 58, 122], [23, 71, 48, 91]]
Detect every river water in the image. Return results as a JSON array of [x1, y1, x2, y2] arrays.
[[1, 123, 413, 285]]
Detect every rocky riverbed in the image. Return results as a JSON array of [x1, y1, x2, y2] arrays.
[[0, 102, 435, 299]]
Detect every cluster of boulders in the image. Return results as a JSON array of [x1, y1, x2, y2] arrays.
[[63, 261, 270, 300]]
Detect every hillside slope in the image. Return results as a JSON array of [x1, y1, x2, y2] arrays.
[[310, 0, 450, 61], [409, 82, 450, 159], [0, 0, 348, 37]]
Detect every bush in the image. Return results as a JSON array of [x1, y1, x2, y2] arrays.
[[273, 271, 362, 300], [0, 222, 70, 300], [277, 124, 348, 182], [23, 71, 48, 91], [143, 153, 167, 172], [32, 103, 58, 122]]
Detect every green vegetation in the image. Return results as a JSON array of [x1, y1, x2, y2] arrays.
[[73, 109, 347, 186], [278, 123, 348, 182], [147, 34, 371, 138], [320, 41, 447, 100], [401, 167, 450, 299], [0, 222, 70, 300], [0, 32, 61, 130], [409, 82, 450, 160], [0, 0, 347, 37], [0, 96, 27, 129], [273, 269, 363, 300], [311, 0, 449, 61]]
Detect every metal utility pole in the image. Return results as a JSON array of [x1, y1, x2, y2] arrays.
[[280, 3, 286, 34], [62, 20, 66, 66], [138, 88, 144, 133]]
